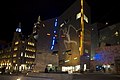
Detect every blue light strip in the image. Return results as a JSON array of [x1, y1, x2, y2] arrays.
[[50, 18, 58, 50], [55, 22, 57, 27], [51, 46, 54, 50], [52, 40, 55, 45]]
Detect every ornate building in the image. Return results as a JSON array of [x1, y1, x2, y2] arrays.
[[0, 23, 36, 73]]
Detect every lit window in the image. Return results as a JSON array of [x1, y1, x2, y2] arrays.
[[115, 31, 119, 36], [61, 35, 65, 38], [14, 47, 18, 51], [13, 54, 17, 57], [65, 60, 70, 63], [25, 48, 35, 52], [28, 42, 35, 46], [15, 41, 19, 45], [60, 23, 64, 27], [76, 12, 81, 19], [76, 12, 88, 23], [13, 60, 16, 63], [74, 57, 78, 60], [34, 25, 36, 28], [21, 52, 23, 57], [47, 33, 50, 36], [85, 49, 89, 53], [55, 35, 57, 37], [84, 15, 88, 23], [33, 30, 36, 34], [25, 53, 27, 57]]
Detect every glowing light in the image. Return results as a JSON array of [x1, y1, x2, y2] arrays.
[[94, 54, 101, 60], [53, 37, 55, 39], [15, 41, 19, 45], [52, 40, 55, 45], [16, 28, 21, 32], [83, 64, 86, 71], [51, 46, 54, 50], [47, 33, 50, 36], [80, 0, 84, 55], [76, 12, 81, 19], [65, 60, 70, 62], [74, 57, 78, 60], [50, 18, 58, 50], [17, 78, 20, 80], [54, 31, 56, 33]]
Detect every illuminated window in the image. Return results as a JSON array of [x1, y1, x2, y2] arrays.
[[28, 42, 35, 46], [22, 41, 25, 43], [85, 49, 89, 53], [84, 15, 88, 23], [25, 53, 27, 57], [26, 55, 35, 58], [76, 12, 88, 23], [61, 35, 65, 38], [47, 33, 50, 36], [15, 41, 19, 45], [21, 52, 23, 57], [33, 30, 36, 34], [14, 47, 18, 51], [76, 12, 81, 19], [115, 31, 119, 36], [25, 48, 35, 52], [13, 54, 17, 57], [65, 60, 70, 63], [60, 23, 64, 27], [74, 57, 78, 60], [13, 60, 16, 63]]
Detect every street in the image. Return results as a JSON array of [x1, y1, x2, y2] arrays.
[[72, 73, 120, 80], [0, 73, 120, 80]]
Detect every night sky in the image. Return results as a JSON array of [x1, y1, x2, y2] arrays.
[[0, 0, 120, 43]]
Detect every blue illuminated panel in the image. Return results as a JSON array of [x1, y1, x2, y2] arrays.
[[50, 19, 58, 50]]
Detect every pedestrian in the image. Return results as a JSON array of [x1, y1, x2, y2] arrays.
[[102, 67, 106, 73], [45, 67, 48, 73], [49, 68, 52, 72]]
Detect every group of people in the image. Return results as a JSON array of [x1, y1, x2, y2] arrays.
[[45, 66, 57, 73], [45, 67, 53, 73]]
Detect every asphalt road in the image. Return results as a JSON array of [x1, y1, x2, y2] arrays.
[[0, 73, 120, 80], [72, 73, 120, 80]]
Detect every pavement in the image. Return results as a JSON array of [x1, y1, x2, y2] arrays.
[[72, 72, 120, 80], [0, 71, 120, 80]]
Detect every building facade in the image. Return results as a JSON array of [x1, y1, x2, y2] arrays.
[[33, 0, 91, 72], [0, 23, 36, 73], [91, 22, 120, 73], [57, 0, 91, 72], [32, 16, 59, 72]]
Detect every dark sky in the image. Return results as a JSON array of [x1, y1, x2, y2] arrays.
[[0, 0, 120, 43]]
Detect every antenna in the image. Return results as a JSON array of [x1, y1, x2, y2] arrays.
[[38, 16, 41, 22]]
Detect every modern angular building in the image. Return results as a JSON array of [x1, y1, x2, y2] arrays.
[[32, 17, 59, 72], [58, 0, 91, 72], [33, 0, 91, 72]]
